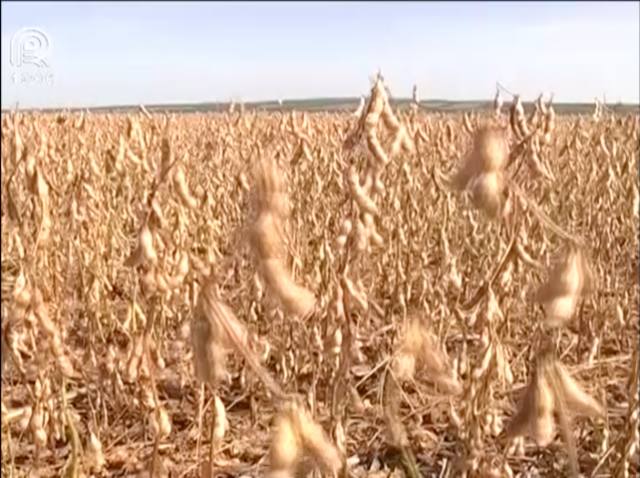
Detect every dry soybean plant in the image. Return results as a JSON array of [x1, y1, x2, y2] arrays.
[[1, 77, 638, 478]]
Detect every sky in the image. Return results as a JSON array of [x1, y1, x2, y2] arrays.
[[1, 1, 639, 109]]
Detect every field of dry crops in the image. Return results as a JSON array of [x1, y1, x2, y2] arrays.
[[2, 79, 639, 478]]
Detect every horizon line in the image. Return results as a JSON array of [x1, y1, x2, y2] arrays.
[[2, 96, 639, 114]]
